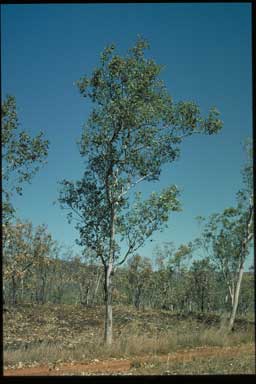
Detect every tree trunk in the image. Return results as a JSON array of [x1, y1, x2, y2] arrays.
[[91, 270, 102, 305], [3, 286, 6, 306], [104, 169, 116, 345], [201, 296, 204, 313], [104, 264, 113, 345], [228, 282, 235, 307], [20, 277, 24, 304], [134, 286, 142, 309], [229, 198, 253, 331], [40, 276, 46, 304], [79, 283, 84, 304], [12, 274, 17, 306], [86, 286, 90, 306], [228, 265, 244, 331]]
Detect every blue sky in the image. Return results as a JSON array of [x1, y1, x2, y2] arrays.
[[1, 3, 253, 268]]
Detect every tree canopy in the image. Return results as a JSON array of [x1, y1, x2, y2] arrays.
[[59, 37, 223, 268], [2, 95, 49, 223]]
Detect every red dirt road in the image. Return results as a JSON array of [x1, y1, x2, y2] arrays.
[[4, 343, 254, 376]]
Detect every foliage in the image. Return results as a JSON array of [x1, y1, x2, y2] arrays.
[[3, 232, 254, 316], [195, 140, 253, 329], [1, 95, 49, 223], [59, 36, 222, 276], [58, 36, 217, 343], [189, 258, 217, 313], [196, 140, 253, 303], [3, 220, 56, 305], [126, 254, 153, 309]]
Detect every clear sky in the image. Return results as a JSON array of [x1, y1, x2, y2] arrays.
[[1, 3, 253, 268]]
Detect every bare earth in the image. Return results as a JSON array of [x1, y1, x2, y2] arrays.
[[4, 343, 254, 376]]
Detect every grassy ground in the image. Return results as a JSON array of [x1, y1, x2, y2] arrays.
[[3, 304, 255, 374], [131, 348, 255, 375]]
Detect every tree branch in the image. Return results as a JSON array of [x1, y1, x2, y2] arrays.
[[119, 174, 149, 198]]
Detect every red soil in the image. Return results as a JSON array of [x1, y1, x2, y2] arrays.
[[4, 343, 254, 376]]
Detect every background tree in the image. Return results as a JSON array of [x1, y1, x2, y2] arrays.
[[126, 254, 152, 309], [69, 252, 103, 307], [189, 258, 216, 313], [197, 140, 253, 330], [59, 37, 222, 344], [3, 220, 34, 305], [167, 243, 194, 312], [238, 266, 254, 316], [31, 225, 57, 305], [152, 243, 176, 310], [3, 221, 55, 306], [44, 245, 83, 305], [1, 95, 49, 223]]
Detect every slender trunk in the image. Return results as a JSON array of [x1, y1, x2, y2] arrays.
[[104, 264, 113, 345], [57, 285, 63, 304], [134, 286, 142, 309], [229, 282, 235, 307], [225, 281, 234, 308], [86, 286, 90, 306], [228, 265, 244, 331], [229, 197, 253, 331], [20, 277, 24, 304], [35, 272, 40, 304], [3, 286, 6, 306], [91, 271, 102, 305], [12, 274, 17, 306], [79, 283, 84, 304], [104, 164, 116, 345], [40, 276, 46, 304], [201, 291, 204, 313]]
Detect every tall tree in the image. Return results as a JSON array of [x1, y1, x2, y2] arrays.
[[1, 95, 49, 223], [59, 37, 222, 344], [197, 140, 253, 330]]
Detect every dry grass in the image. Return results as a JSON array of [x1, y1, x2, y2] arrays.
[[112, 326, 254, 356], [3, 304, 255, 371], [4, 324, 254, 368], [133, 352, 255, 375]]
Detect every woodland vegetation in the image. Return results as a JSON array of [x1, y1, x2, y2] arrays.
[[2, 37, 254, 375], [3, 237, 254, 317]]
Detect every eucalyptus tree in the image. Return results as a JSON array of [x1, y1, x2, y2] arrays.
[[189, 258, 216, 313], [197, 141, 253, 330], [69, 253, 103, 306], [3, 220, 55, 305], [1, 95, 49, 223], [31, 225, 56, 304], [168, 243, 195, 312], [3, 220, 34, 305], [152, 242, 194, 311], [59, 37, 222, 344], [127, 254, 152, 309], [152, 243, 175, 310]]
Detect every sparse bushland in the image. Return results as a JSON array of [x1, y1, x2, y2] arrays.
[[2, 46, 253, 375], [3, 252, 254, 317]]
